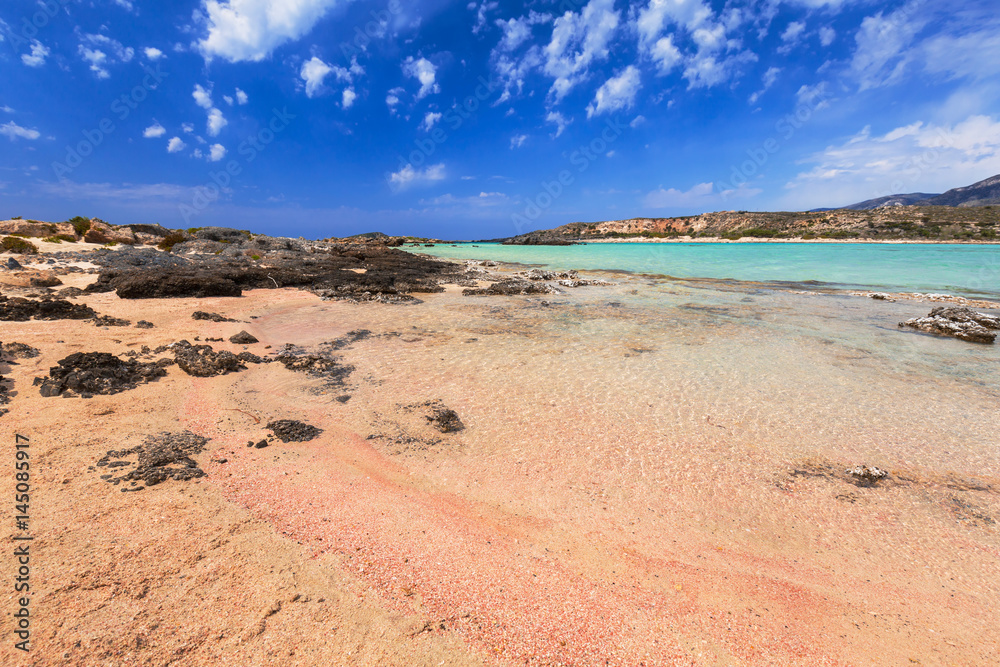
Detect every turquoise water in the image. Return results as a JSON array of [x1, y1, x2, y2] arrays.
[[408, 242, 1000, 298]]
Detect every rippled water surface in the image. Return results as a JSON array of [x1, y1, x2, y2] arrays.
[[408, 242, 1000, 297]]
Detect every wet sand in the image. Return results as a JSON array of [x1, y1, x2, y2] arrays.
[[2, 258, 999, 666]]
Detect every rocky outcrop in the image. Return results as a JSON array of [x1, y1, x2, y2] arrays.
[[84, 220, 137, 245], [1, 342, 40, 359], [96, 431, 210, 490], [172, 341, 247, 377], [0, 296, 97, 321], [266, 420, 323, 442], [0, 219, 77, 239], [92, 270, 243, 298], [37, 352, 168, 397], [229, 331, 259, 344], [899, 307, 999, 343], [462, 279, 558, 296], [192, 311, 237, 322]]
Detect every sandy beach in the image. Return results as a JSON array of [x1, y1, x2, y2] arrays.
[[2, 241, 998, 666]]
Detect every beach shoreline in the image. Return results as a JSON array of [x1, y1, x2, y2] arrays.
[[2, 241, 999, 665]]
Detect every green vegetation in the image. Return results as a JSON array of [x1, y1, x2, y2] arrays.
[[42, 235, 76, 243], [1, 236, 39, 254], [11, 216, 22, 220], [67, 216, 92, 236], [158, 232, 187, 251], [251, 254, 261, 260]]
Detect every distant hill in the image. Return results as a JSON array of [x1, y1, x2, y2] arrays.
[[924, 173, 1000, 207], [839, 173, 1000, 210], [839, 193, 939, 210]]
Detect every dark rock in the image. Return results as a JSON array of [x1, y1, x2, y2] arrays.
[[462, 279, 557, 296], [123, 223, 171, 238], [95, 269, 242, 299], [236, 351, 265, 364], [276, 352, 354, 386], [29, 275, 62, 287], [1, 342, 40, 359], [136, 320, 155, 329], [253, 439, 269, 449], [173, 342, 245, 377], [192, 311, 237, 322], [192, 227, 250, 243], [229, 330, 259, 344], [38, 352, 167, 397], [426, 405, 465, 433], [56, 286, 86, 298], [899, 307, 999, 343], [0, 296, 97, 321], [92, 315, 131, 327], [266, 420, 323, 443], [7, 257, 22, 269], [95, 431, 209, 489]]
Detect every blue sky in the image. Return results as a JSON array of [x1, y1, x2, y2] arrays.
[[1, 0, 998, 239]]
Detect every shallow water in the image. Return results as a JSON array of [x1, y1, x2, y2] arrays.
[[221, 264, 1000, 664], [408, 242, 1000, 298]]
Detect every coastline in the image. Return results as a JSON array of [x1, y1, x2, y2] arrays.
[[2, 240, 999, 665], [560, 236, 1000, 244]]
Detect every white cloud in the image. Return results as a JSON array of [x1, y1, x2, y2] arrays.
[[22, 41, 50, 67], [223, 95, 234, 105], [0, 121, 41, 141], [207, 108, 227, 136], [235, 88, 248, 104], [420, 191, 511, 208], [422, 112, 442, 131], [197, 0, 347, 63], [819, 27, 836, 47], [389, 163, 446, 189], [342, 87, 356, 109], [403, 56, 439, 99], [472, 1, 499, 34], [496, 12, 551, 52], [78, 47, 110, 79], [36, 180, 189, 201], [749, 66, 781, 104], [649, 35, 682, 74], [144, 47, 164, 60], [208, 143, 227, 161], [786, 115, 1000, 207], [635, 0, 755, 90], [587, 65, 641, 118], [850, 3, 926, 90], [644, 182, 715, 208], [115, 0, 135, 10], [301, 57, 333, 98], [143, 122, 166, 138], [167, 137, 186, 153], [386, 87, 404, 110], [1, 106, 14, 114], [193, 84, 214, 109], [796, 82, 829, 109], [543, 0, 620, 101], [510, 134, 528, 149], [77, 33, 134, 78], [300, 56, 356, 100], [781, 21, 806, 43], [546, 110, 571, 137], [630, 115, 646, 128], [181, 123, 195, 133]]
